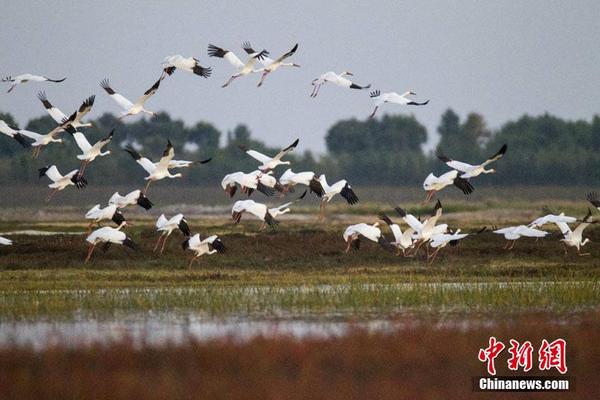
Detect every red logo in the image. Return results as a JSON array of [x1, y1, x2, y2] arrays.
[[539, 339, 567, 374], [478, 337, 567, 375]]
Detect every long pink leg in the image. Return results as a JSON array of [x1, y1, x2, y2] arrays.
[[160, 233, 170, 254], [85, 244, 96, 263], [222, 74, 240, 88], [153, 234, 165, 252]]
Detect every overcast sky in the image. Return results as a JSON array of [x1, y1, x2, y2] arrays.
[[1, 0, 599, 153]]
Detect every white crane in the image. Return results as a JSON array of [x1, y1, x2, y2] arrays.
[[255, 43, 300, 87], [318, 174, 359, 220], [310, 71, 370, 97], [343, 222, 394, 253], [231, 199, 279, 230], [422, 170, 474, 204], [221, 171, 280, 198], [85, 204, 126, 232], [85, 222, 136, 263], [0, 236, 12, 246], [154, 213, 191, 253], [0, 120, 31, 148], [378, 213, 415, 256], [240, 138, 299, 172], [161, 55, 212, 79], [368, 90, 429, 118], [37, 92, 95, 129], [438, 144, 507, 178], [38, 165, 87, 201], [108, 190, 153, 210], [70, 128, 114, 176], [555, 209, 594, 256], [427, 230, 471, 264], [182, 233, 226, 269], [124, 141, 182, 194], [267, 190, 307, 218], [529, 207, 577, 228], [493, 225, 548, 250], [278, 169, 325, 196], [394, 201, 449, 255], [208, 42, 269, 88], [167, 157, 212, 169], [2, 74, 66, 93], [18, 125, 66, 158], [100, 78, 161, 119]]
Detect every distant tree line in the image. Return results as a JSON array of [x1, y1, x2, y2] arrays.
[[0, 109, 598, 186]]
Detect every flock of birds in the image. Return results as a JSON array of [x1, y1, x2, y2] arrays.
[[0, 42, 597, 266]]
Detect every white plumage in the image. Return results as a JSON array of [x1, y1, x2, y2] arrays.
[[368, 90, 429, 118], [310, 71, 370, 97], [161, 55, 212, 78], [84, 222, 136, 263], [422, 170, 474, 204], [241, 138, 299, 172], [182, 233, 226, 269], [438, 144, 507, 179], [2, 74, 66, 93], [108, 190, 153, 210], [100, 78, 161, 119], [154, 213, 191, 253]]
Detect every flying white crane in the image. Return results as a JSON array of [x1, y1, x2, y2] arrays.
[[100, 78, 161, 119], [318, 174, 359, 220], [240, 138, 299, 172], [267, 190, 307, 218], [85, 204, 126, 232], [38, 165, 87, 201], [37, 92, 95, 129], [555, 209, 594, 256], [182, 233, 226, 269], [422, 170, 474, 204], [0, 120, 31, 148], [255, 43, 300, 87], [221, 171, 279, 198], [2, 74, 66, 93], [278, 169, 325, 196], [529, 207, 577, 228], [18, 125, 66, 158], [343, 222, 394, 253], [231, 199, 279, 230], [310, 71, 370, 97], [161, 55, 212, 79], [108, 190, 153, 210], [124, 141, 182, 194], [394, 201, 449, 255], [378, 213, 415, 256], [438, 144, 508, 179], [167, 157, 212, 169], [70, 128, 114, 176], [85, 222, 136, 263], [427, 230, 471, 264], [154, 213, 191, 253], [368, 90, 429, 118], [0, 236, 12, 246], [493, 225, 548, 250], [208, 42, 269, 87]]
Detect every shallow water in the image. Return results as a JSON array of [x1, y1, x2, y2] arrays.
[[0, 312, 500, 350]]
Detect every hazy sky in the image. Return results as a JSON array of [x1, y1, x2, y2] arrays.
[[1, 0, 599, 153]]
